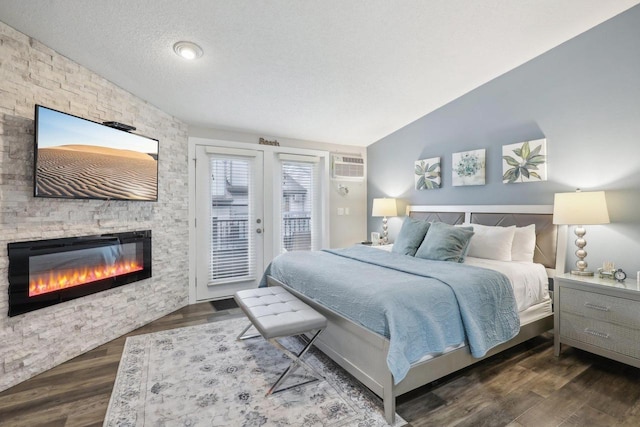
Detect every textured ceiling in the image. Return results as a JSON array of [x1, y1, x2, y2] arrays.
[[1, 1, 638, 146]]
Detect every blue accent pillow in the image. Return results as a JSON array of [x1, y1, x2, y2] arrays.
[[391, 217, 431, 256], [414, 222, 474, 262]]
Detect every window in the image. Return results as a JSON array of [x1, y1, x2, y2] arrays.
[[278, 154, 322, 253]]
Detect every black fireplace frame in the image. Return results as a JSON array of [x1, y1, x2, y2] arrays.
[[7, 230, 152, 317]]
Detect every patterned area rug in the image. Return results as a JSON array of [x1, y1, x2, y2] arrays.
[[104, 317, 406, 426]]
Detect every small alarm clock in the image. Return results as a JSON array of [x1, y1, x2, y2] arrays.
[[614, 268, 627, 282]]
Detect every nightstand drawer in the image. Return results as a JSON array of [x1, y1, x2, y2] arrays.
[[560, 287, 640, 328], [560, 312, 640, 359]]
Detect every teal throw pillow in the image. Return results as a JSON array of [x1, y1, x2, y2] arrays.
[[415, 222, 474, 262], [391, 217, 431, 256]]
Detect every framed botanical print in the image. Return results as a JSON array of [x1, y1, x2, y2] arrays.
[[415, 157, 441, 190], [502, 138, 547, 184], [452, 149, 485, 186]]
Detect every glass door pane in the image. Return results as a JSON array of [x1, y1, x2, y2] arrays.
[[209, 157, 254, 282], [195, 146, 263, 301]]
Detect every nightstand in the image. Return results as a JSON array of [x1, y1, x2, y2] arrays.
[[554, 273, 640, 368]]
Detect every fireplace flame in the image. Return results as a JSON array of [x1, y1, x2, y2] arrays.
[[29, 260, 143, 297]]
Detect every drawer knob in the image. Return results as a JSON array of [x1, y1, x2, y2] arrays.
[[584, 302, 610, 312], [584, 328, 610, 339]]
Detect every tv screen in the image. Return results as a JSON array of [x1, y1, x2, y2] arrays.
[[34, 105, 159, 201]]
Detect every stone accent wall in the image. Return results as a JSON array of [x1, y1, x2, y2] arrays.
[[0, 22, 189, 391]]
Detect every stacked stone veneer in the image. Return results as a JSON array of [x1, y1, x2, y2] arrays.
[[0, 22, 189, 391]]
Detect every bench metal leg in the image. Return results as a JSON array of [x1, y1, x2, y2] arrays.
[[266, 329, 325, 395], [236, 323, 261, 340]]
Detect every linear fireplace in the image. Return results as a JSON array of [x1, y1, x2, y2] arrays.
[[8, 230, 151, 317]]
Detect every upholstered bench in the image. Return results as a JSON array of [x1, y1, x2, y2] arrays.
[[234, 286, 327, 395]]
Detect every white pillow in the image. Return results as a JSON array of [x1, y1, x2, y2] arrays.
[[511, 224, 536, 262], [466, 224, 516, 261]]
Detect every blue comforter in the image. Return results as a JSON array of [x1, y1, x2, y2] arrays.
[[260, 246, 519, 384]]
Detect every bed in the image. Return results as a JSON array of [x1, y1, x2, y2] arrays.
[[264, 205, 566, 424]]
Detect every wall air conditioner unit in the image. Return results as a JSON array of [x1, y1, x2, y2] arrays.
[[331, 154, 364, 180]]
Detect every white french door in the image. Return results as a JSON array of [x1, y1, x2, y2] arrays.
[[190, 138, 330, 302], [195, 146, 264, 300]]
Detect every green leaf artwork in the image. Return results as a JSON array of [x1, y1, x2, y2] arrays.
[[415, 157, 441, 190], [452, 149, 485, 186], [502, 138, 547, 184]]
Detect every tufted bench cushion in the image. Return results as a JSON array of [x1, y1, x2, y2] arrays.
[[234, 286, 327, 340]]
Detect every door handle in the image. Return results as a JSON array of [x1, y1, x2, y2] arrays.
[[256, 228, 262, 234]]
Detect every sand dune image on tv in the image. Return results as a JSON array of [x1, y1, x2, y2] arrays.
[[35, 144, 158, 201]]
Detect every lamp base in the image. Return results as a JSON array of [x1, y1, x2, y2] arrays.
[[381, 216, 389, 244], [571, 269, 594, 277]]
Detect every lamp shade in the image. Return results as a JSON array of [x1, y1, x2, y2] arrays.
[[372, 198, 398, 217], [553, 191, 610, 225]]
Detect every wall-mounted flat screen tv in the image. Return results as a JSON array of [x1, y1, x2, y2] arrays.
[[34, 105, 159, 201]]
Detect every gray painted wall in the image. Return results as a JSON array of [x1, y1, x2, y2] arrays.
[[368, 6, 640, 276]]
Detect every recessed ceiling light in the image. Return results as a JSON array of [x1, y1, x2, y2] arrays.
[[173, 41, 203, 60]]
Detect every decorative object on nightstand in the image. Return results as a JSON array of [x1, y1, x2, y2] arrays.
[[552, 189, 610, 276], [371, 198, 397, 244], [370, 232, 380, 245], [598, 261, 616, 279]]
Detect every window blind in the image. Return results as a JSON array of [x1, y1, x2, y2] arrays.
[[278, 154, 321, 254], [208, 156, 256, 283]]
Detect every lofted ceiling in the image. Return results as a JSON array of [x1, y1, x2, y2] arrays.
[[0, 1, 638, 146]]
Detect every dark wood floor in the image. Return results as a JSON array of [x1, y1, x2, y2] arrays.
[[1, 302, 639, 427]]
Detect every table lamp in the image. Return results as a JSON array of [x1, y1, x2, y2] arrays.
[[553, 189, 610, 276], [372, 198, 398, 244]]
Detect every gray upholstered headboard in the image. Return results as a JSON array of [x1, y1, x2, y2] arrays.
[[408, 205, 558, 271]]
